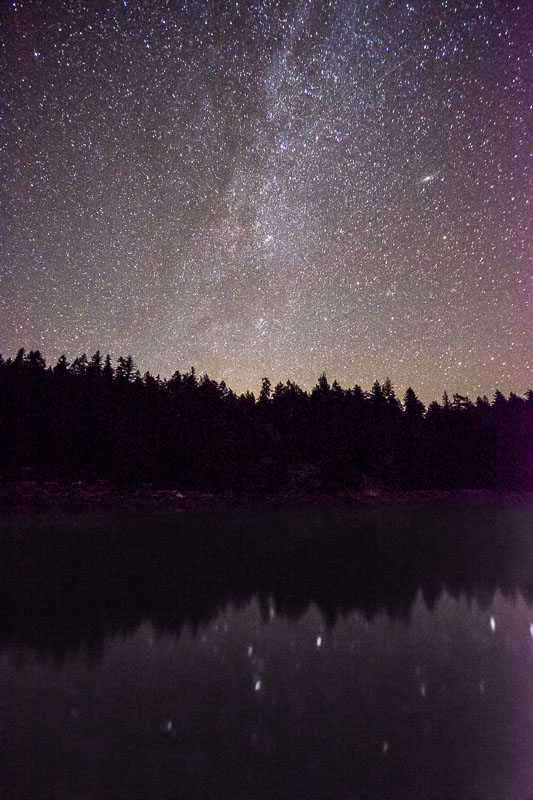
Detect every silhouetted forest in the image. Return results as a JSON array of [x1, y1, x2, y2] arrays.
[[1, 348, 531, 491]]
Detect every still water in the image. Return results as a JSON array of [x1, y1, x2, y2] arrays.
[[0, 504, 532, 800]]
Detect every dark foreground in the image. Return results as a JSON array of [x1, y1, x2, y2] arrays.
[[0, 504, 532, 799], [1, 480, 532, 512]]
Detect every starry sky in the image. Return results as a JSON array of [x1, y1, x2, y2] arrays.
[[2, 0, 531, 401]]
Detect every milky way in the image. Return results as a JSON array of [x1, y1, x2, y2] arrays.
[[2, 0, 530, 401]]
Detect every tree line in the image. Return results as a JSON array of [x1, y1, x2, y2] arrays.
[[0, 348, 531, 491]]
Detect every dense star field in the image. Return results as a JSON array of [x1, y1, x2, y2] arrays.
[[2, 0, 530, 402]]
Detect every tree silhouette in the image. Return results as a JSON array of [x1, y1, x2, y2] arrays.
[[0, 348, 530, 492]]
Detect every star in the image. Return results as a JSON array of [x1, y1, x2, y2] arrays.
[[1, 0, 529, 402]]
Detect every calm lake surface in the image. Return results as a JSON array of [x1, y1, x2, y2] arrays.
[[0, 504, 532, 800]]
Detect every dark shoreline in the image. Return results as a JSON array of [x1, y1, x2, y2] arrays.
[[1, 480, 531, 513]]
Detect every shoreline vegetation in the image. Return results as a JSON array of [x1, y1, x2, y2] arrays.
[[1, 481, 532, 513], [1, 348, 531, 500]]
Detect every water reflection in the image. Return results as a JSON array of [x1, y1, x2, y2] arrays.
[[0, 505, 530, 661], [0, 505, 531, 800]]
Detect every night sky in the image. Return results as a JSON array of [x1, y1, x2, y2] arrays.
[[2, 0, 530, 401]]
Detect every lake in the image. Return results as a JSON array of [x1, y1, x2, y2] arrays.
[[0, 504, 531, 799]]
